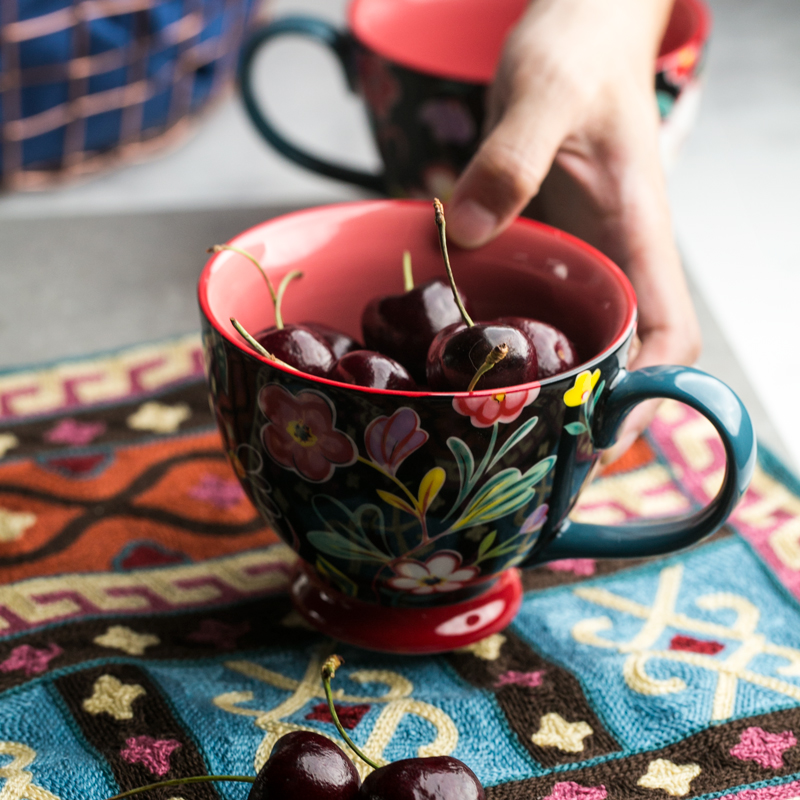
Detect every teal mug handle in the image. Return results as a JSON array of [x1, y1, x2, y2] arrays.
[[528, 366, 757, 564], [238, 16, 386, 193]]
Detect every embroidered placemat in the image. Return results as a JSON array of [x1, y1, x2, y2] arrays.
[[0, 335, 799, 800]]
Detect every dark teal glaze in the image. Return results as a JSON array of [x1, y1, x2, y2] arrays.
[[530, 366, 757, 564]]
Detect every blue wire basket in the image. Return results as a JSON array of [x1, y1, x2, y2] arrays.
[[0, 0, 261, 190]]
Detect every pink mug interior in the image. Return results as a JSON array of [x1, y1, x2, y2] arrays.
[[199, 200, 636, 381], [349, 0, 710, 84]]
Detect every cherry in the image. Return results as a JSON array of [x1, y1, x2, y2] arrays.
[[425, 200, 538, 392], [303, 322, 363, 359], [255, 324, 336, 378], [103, 731, 359, 800], [427, 322, 537, 392], [331, 350, 418, 391], [321, 656, 485, 800], [211, 244, 336, 378], [362, 250, 472, 384], [247, 730, 360, 800], [106, 653, 484, 800], [497, 316, 578, 378], [359, 757, 484, 800]]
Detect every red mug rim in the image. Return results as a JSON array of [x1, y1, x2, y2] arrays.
[[198, 199, 638, 399], [348, 0, 711, 85]]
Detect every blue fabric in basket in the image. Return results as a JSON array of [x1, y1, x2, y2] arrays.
[[3, 0, 258, 172]]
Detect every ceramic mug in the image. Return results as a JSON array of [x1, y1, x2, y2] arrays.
[[198, 200, 753, 654], [238, 0, 711, 197]]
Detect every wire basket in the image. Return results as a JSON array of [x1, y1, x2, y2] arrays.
[[0, 0, 262, 191]]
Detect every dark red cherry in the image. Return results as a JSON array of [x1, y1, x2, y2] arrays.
[[497, 316, 578, 378], [331, 350, 417, 390], [362, 279, 472, 384], [359, 756, 484, 800], [426, 322, 538, 392], [303, 322, 362, 360], [247, 730, 360, 800], [256, 325, 336, 378]]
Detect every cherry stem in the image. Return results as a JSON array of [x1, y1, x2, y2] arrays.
[[433, 198, 474, 328], [275, 270, 303, 324], [106, 774, 255, 800], [209, 244, 286, 329], [402, 250, 414, 292], [230, 317, 297, 372], [321, 655, 382, 771], [467, 343, 509, 392]]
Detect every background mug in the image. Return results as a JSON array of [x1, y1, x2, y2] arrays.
[[238, 0, 711, 197], [199, 200, 755, 654]]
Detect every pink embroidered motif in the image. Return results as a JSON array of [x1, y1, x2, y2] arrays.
[[670, 634, 725, 655], [120, 736, 181, 776], [44, 418, 106, 446], [546, 559, 597, 577], [188, 474, 245, 510], [305, 702, 371, 729], [730, 726, 797, 769], [0, 644, 62, 676], [543, 781, 608, 800], [495, 670, 545, 689], [187, 620, 250, 650], [719, 778, 800, 799]]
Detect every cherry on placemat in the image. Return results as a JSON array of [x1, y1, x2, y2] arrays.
[[247, 730, 360, 800], [321, 655, 485, 800], [359, 756, 484, 800]]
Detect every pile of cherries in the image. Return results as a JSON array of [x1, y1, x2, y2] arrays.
[[107, 655, 484, 800], [226, 200, 577, 394]]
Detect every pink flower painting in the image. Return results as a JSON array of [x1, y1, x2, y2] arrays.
[[453, 386, 540, 429], [364, 408, 428, 476], [259, 386, 356, 483]]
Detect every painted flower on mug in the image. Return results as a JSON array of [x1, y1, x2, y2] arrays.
[[387, 551, 480, 595], [258, 385, 356, 483], [365, 408, 428, 476], [358, 53, 400, 120], [418, 98, 476, 145], [520, 503, 549, 535], [663, 44, 700, 87], [453, 386, 540, 429], [563, 369, 601, 408]]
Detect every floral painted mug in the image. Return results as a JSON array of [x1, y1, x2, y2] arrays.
[[238, 0, 711, 197], [198, 200, 754, 654]]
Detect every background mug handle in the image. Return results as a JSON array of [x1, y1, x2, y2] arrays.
[[527, 366, 757, 564], [238, 16, 386, 193]]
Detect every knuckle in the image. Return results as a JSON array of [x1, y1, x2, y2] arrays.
[[479, 140, 545, 205]]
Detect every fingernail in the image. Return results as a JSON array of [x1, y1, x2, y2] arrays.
[[446, 200, 498, 248]]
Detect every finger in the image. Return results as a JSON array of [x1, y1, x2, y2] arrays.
[[446, 85, 575, 249], [600, 322, 701, 466]]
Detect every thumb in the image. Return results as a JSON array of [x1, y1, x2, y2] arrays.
[[447, 91, 572, 248]]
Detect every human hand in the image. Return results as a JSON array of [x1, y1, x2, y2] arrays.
[[446, 0, 701, 462]]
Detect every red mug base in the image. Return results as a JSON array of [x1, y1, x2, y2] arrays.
[[290, 561, 523, 654]]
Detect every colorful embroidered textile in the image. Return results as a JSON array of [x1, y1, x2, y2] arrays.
[[0, 336, 799, 799]]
